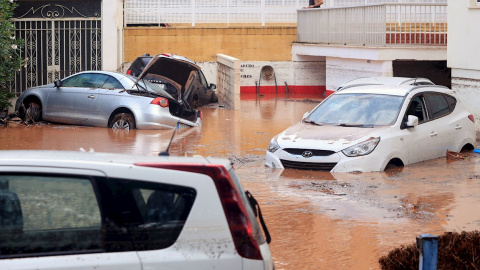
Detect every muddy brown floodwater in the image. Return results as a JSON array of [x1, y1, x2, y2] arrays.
[[2, 93, 480, 269]]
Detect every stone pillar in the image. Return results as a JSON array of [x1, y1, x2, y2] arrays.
[[217, 54, 241, 110]]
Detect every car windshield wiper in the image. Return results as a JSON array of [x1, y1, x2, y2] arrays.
[[304, 119, 322, 126], [338, 123, 365, 127]]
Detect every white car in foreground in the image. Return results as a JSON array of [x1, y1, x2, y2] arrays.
[[266, 83, 476, 172], [0, 150, 273, 270]]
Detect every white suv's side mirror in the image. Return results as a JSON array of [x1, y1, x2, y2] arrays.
[[302, 112, 310, 120], [406, 115, 419, 127]]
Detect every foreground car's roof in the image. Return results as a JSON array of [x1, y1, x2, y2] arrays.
[[335, 84, 451, 96], [0, 150, 231, 169]]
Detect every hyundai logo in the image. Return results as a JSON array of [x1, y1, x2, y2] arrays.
[[302, 151, 314, 158]]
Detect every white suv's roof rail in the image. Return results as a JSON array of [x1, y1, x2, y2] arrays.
[[406, 84, 451, 95], [337, 77, 435, 92], [336, 84, 451, 97], [336, 83, 383, 92]]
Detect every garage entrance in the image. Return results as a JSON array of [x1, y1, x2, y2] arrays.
[[393, 60, 451, 88]]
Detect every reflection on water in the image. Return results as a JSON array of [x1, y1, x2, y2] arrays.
[[2, 95, 480, 269], [0, 123, 201, 156]]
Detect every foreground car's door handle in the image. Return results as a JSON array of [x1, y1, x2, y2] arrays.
[[455, 125, 462, 130], [88, 95, 96, 99], [430, 131, 438, 137]]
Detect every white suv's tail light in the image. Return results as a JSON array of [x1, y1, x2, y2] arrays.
[[134, 163, 264, 260]]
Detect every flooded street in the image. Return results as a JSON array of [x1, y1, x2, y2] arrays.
[[2, 94, 480, 269]]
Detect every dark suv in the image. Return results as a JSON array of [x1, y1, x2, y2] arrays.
[[127, 53, 218, 109]]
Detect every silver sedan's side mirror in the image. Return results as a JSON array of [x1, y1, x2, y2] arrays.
[[54, 79, 62, 88], [406, 115, 419, 127]]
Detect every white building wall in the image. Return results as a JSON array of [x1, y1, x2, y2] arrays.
[[447, 0, 480, 71], [292, 43, 446, 93], [448, 0, 480, 130], [291, 55, 326, 88], [238, 62, 294, 88], [197, 62, 218, 86], [102, 0, 124, 71], [452, 69, 480, 130], [326, 58, 393, 92], [200, 60, 326, 95], [204, 60, 324, 92]]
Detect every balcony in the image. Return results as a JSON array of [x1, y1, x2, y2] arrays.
[[297, 3, 447, 46]]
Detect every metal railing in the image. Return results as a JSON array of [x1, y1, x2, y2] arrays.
[[124, 0, 302, 26], [330, 0, 446, 7], [297, 3, 447, 46], [123, 1, 446, 27]]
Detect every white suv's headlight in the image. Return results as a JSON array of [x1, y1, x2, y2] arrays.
[[267, 137, 281, 153], [341, 137, 380, 157]]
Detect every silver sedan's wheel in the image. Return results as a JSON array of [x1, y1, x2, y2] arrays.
[[110, 113, 135, 130], [24, 102, 41, 124]]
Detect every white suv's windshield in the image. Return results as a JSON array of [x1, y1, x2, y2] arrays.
[[307, 93, 404, 126]]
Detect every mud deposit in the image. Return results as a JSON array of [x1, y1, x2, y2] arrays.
[[1, 95, 480, 269]]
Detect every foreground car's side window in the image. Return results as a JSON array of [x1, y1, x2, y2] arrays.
[[95, 178, 196, 251], [0, 175, 197, 258], [0, 175, 102, 258]]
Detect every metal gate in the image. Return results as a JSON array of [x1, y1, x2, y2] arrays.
[[13, 3, 101, 96]]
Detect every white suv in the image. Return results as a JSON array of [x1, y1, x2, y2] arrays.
[[0, 151, 273, 270], [266, 83, 476, 172]]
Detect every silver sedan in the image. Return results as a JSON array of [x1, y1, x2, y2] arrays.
[[14, 71, 201, 130]]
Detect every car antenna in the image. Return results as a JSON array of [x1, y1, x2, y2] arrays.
[[158, 121, 179, 156]]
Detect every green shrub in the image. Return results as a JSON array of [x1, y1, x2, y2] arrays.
[[0, 0, 24, 110]]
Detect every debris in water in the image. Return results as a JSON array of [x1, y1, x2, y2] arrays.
[[446, 150, 469, 160]]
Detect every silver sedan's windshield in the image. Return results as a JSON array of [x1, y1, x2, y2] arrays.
[[125, 76, 174, 100], [307, 93, 404, 126]]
